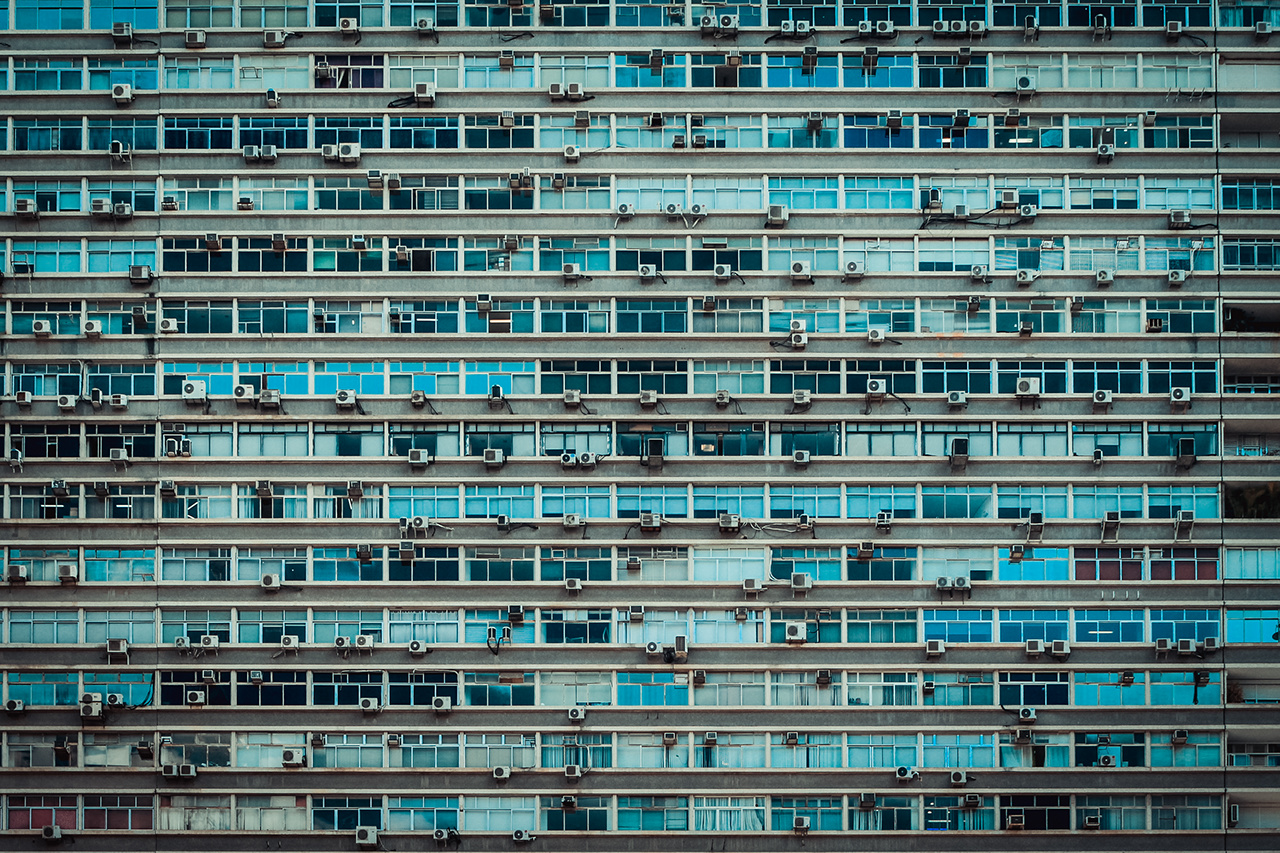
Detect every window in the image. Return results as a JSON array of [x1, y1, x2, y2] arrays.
[[691, 797, 765, 831], [1075, 609, 1143, 643], [1074, 671, 1146, 706], [999, 671, 1069, 706], [618, 671, 688, 706], [924, 609, 993, 642], [922, 733, 997, 767]]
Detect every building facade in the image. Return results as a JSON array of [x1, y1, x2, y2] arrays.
[[2, 0, 1279, 849]]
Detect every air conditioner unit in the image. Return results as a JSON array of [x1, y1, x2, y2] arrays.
[[792, 450, 811, 467], [562, 514, 584, 530], [129, 265, 153, 284], [1096, 143, 1115, 162], [946, 390, 968, 408], [791, 572, 813, 591], [1015, 75, 1036, 94], [792, 816, 810, 834], [112, 83, 133, 103], [790, 260, 813, 281], [186, 689, 207, 705], [57, 563, 79, 583], [1099, 754, 1116, 767], [1167, 269, 1188, 284], [562, 262, 582, 280], [971, 264, 991, 282], [335, 390, 357, 409], [926, 639, 945, 657], [895, 765, 916, 781], [840, 259, 865, 279], [1016, 269, 1041, 284], [714, 263, 733, 281], [951, 770, 968, 786], [1007, 814, 1026, 829], [1019, 707, 1036, 722], [1025, 639, 1045, 657], [198, 635, 219, 651], [719, 513, 741, 532], [1015, 377, 1041, 397], [1170, 386, 1191, 406], [158, 318, 179, 334], [784, 621, 808, 644], [767, 204, 790, 226], [338, 142, 361, 162], [181, 380, 207, 402]]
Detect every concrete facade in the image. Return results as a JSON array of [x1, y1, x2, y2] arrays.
[[1, 0, 1279, 850]]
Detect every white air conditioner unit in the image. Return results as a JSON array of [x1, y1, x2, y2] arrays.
[[784, 621, 808, 644], [338, 142, 361, 162], [790, 260, 812, 281], [790, 572, 813, 591], [186, 689, 207, 705], [947, 390, 968, 407], [1097, 143, 1115, 162], [282, 748, 305, 766], [719, 513, 741, 532], [355, 827, 377, 850], [616, 202, 634, 218], [714, 263, 733, 280], [767, 204, 790, 226], [970, 264, 991, 282], [926, 639, 945, 657], [1015, 75, 1036, 94], [185, 29, 206, 47], [867, 328, 886, 344], [181, 380, 207, 402], [1170, 386, 1191, 406], [843, 259, 864, 279], [484, 448, 505, 467], [1015, 269, 1041, 284], [1168, 269, 1188, 284], [57, 394, 76, 411], [335, 390, 357, 409], [1019, 707, 1036, 722], [1015, 377, 1041, 397], [129, 265, 153, 283], [111, 83, 133, 103]]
